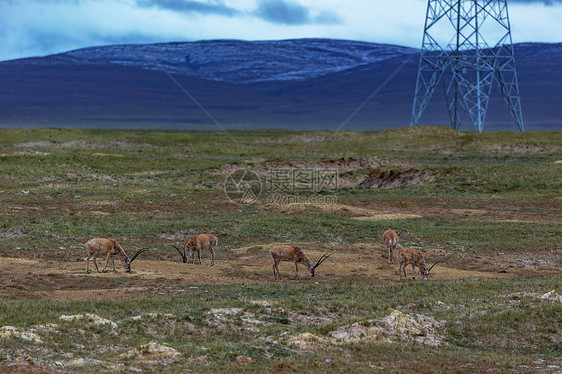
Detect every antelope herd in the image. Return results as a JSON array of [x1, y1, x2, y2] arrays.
[[84, 229, 439, 281]]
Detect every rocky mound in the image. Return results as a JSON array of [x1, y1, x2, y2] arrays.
[[359, 168, 437, 189]]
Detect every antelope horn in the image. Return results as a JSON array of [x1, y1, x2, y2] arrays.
[[397, 229, 408, 236], [312, 253, 333, 269], [171, 244, 187, 262], [427, 261, 441, 273], [128, 248, 150, 264]]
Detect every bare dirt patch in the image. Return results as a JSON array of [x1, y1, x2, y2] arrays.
[[482, 143, 560, 154], [90, 210, 111, 216], [259, 157, 415, 172], [0, 151, 50, 157], [271, 203, 423, 220], [86, 201, 118, 206], [277, 134, 328, 143], [16, 139, 154, 149], [2, 356, 62, 374], [32, 288, 148, 301], [274, 202, 375, 216], [353, 214, 422, 221], [92, 153, 124, 157], [216, 157, 417, 188], [450, 209, 488, 216], [0, 227, 29, 239], [358, 168, 438, 189], [0, 244, 513, 301]]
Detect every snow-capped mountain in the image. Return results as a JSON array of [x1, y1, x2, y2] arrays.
[[12, 39, 417, 84]]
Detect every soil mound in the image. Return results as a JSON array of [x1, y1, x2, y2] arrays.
[[121, 341, 181, 361], [359, 168, 437, 189], [329, 309, 443, 346], [216, 157, 418, 188], [217, 157, 414, 175], [287, 309, 443, 351], [266, 157, 414, 172]]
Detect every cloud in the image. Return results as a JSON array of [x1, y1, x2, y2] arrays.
[[253, 0, 340, 25], [0, 0, 560, 62], [510, 0, 562, 4], [136, 0, 241, 17], [135, 0, 340, 25]]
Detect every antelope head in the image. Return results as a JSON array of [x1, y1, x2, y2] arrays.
[[308, 253, 333, 277], [171, 244, 187, 263], [416, 261, 441, 280], [124, 248, 150, 272]]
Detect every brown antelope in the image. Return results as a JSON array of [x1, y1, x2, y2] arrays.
[[171, 234, 218, 266], [397, 247, 440, 280], [269, 245, 332, 280], [85, 238, 148, 273], [382, 229, 400, 265]]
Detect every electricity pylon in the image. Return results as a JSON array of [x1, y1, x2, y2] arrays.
[[411, 0, 524, 132]]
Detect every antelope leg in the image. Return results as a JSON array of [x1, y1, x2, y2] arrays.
[[92, 255, 100, 273], [86, 253, 92, 273], [102, 253, 111, 273]]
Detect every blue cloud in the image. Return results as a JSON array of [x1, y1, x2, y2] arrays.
[[254, 0, 310, 25], [509, 0, 562, 4], [135, 0, 341, 25], [136, 0, 241, 17], [254, 0, 340, 25]]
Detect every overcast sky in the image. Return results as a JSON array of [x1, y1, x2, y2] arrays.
[[1, 0, 561, 61]]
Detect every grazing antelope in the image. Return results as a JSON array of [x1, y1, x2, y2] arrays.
[[85, 238, 148, 273], [382, 229, 400, 265], [171, 234, 218, 266], [397, 247, 440, 280], [269, 245, 332, 280]]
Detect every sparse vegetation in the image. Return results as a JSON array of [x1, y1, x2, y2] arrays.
[[0, 126, 560, 373]]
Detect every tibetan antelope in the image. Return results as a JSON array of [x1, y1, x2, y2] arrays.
[[85, 238, 149, 273], [269, 245, 332, 280], [171, 234, 218, 266], [382, 229, 400, 265], [397, 247, 440, 280]]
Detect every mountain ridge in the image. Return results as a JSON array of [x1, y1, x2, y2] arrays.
[[0, 38, 560, 131], [1, 39, 418, 84]]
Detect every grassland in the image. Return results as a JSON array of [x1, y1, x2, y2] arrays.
[[0, 126, 560, 373]]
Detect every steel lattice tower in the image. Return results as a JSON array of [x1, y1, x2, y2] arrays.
[[411, 0, 524, 132]]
